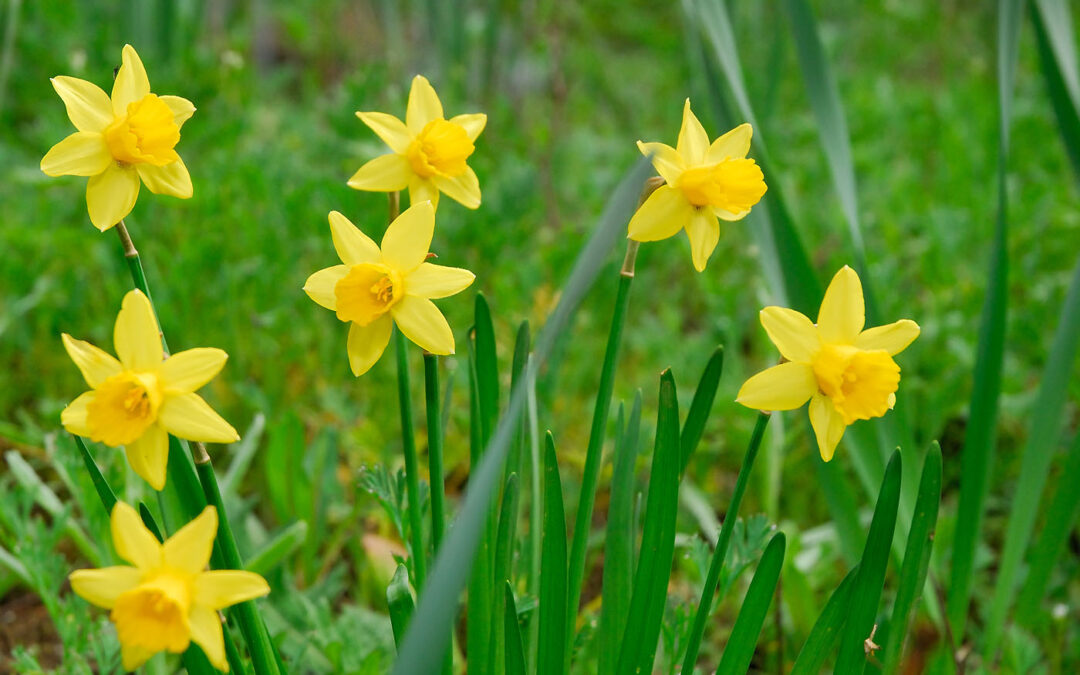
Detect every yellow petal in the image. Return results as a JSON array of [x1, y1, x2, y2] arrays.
[[809, 393, 846, 461], [759, 307, 820, 363], [124, 423, 169, 490], [392, 296, 454, 354], [163, 506, 217, 574], [61, 391, 96, 436], [736, 362, 817, 411], [381, 201, 434, 271], [855, 319, 921, 355], [121, 644, 156, 672], [684, 209, 719, 272], [41, 132, 111, 177], [636, 141, 685, 185], [112, 44, 151, 116], [137, 158, 193, 198], [50, 76, 113, 132], [432, 167, 481, 209], [676, 99, 709, 164], [158, 392, 239, 444], [303, 264, 350, 310], [110, 501, 162, 568], [705, 123, 753, 163], [713, 205, 750, 222], [114, 290, 162, 372], [356, 111, 411, 153], [408, 177, 440, 210], [347, 315, 393, 376], [189, 607, 227, 671], [405, 263, 475, 299], [69, 566, 142, 609], [328, 211, 380, 266], [817, 265, 865, 344], [449, 112, 487, 141], [86, 162, 140, 231], [160, 348, 228, 393], [627, 184, 694, 242], [406, 74, 443, 134], [159, 95, 196, 128], [194, 570, 270, 610], [347, 153, 411, 192], [62, 333, 122, 387]]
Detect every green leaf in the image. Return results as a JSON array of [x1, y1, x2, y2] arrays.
[[538, 432, 568, 675], [503, 582, 527, 675], [836, 450, 902, 672], [716, 532, 787, 675], [388, 563, 416, 650], [73, 435, 117, 515], [680, 346, 724, 473], [392, 158, 654, 675], [138, 502, 164, 542], [1033, 0, 1080, 173], [616, 370, 680, 675], [246, 521, 309, 577], [491, 473, 520, 674], [393, 326, 427, 592], [790, 566, 859, 675], [947, 0, 1022, 642], [598, 390, 643, 675], [882, 444, 942, 673]]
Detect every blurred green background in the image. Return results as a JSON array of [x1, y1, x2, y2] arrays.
[[1, 0, 1078, 672]]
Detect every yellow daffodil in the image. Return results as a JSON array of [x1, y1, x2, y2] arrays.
[[736, 266, 920, 461], [628, 99, 767, 272], [348, 75, 485, 211], [60, 290, 238, 490], [303, 202, 475, 376], [70, 502, 269, 671], [41, 44, 195, 231]]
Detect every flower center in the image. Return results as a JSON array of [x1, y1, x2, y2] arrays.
[[86, 371, 162, 446], [334, 263, 404, 325], [677, 158, 767, 211], [405, 119, 474, 178], [111, 571, 192, 654], [103, 94, 181, 166], [812, 344, 901, 425]]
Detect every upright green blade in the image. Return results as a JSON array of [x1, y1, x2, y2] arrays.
[[790, 566, 859, 675], [1033, 0, 1080, 173], [716, 532, 787, 675], [537, 433, 568, 675], [680, 346, 724, 473], [73, 435, 117, 515], [491, 473, 520, 674], [388, 563, 415, 650], [503, 582, 527, 675]]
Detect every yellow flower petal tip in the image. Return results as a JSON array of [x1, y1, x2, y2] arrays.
[[350, 76, 484, 210], [43, 45, 194, 231], [627, 98, 765, 271], [61, 290, 238, 490], [69, 502, 269, 672], [306, 207, 474, 375], [737, 266, 919, 461]]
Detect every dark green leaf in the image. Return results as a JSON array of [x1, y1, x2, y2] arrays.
[[790, 566, 859, 675], [388, 563, 415, 650], [538, 433, 567, 675], [716, 532, 786, 675], [680, 346, 724, 473]]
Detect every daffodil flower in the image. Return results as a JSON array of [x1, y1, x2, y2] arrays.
[[736, 266, 920, 461], [41, 44, 195, 231], [348, 75, 485, 211], [60, 290, 238, 490], [303, 202, 475, 376], [628, 99, 767, 272], [70, 502, 269, 671]]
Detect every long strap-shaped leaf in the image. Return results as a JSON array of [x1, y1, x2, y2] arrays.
[[835, 450, 902, 672], [491, 473, 520, 673], [680, 346, 724, 473], [388, 563, 415, 650], [947, 0, 1023, 643], [503, 582, 527, 675], [790, 566, 859, 675], [616, 370, 680, 674], [716, 532, 787, 675], [537, 432, 568, 675]]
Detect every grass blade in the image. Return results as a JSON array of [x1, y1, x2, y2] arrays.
[[393, 327, 427, 592], [616, 370, 680, 675], [388, 563, 415, 650], [504, 582, 527, 675], [882, 444, 943, 673], [790, 566, 859, 675], [984, 257, 1080, 657], [598, 389, 643, 675], [392, 158, 654, 675], [537, 432, 568, 675], [1033, 0, 1080, 173], [680, 346, 724, 473], [947, 0, 1022, 642], [716, 532, 787, 675], [835, 450, 902, 673], [73, 435, 117, 515], [246, 521, 309, 577], [491, 473, 520, 674]]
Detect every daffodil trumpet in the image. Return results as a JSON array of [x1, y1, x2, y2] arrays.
[[736, 266, 920, 461]]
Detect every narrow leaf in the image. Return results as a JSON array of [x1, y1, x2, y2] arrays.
[[388, 563, 416, 650], [73, 435, 117, 515], [491, 473, 521, 674], [716, 532, 787, 675], [504, 582, 527, 675], [537, 432, 567, 675], [680, 346, 724, 473], [790, 566, 860, 675]]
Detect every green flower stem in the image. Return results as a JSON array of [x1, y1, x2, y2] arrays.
[[681, 412, 771, 672], [564, 178, 659, 648], [197, 454, 281, 675], [424, 353, 447, 555], [395, 327, 428, 591]]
